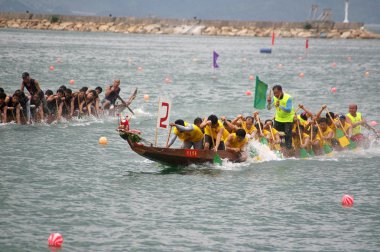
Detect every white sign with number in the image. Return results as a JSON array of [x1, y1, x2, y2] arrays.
[[156, 97, 172, 130]]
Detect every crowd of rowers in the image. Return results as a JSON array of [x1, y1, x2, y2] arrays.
[[119, 85, 375, 161], [0, 72, 135, 124]]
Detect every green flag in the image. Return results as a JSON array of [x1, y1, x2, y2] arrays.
[[254, 76, 268, 109]]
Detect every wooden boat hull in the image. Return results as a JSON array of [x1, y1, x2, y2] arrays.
[[119, 131, 241, 166]]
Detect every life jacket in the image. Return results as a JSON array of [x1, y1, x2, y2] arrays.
[[227, 133, 248, 149], [173, 121, 204, 142], [273, 93, 295, 123], [346, 112, 362, 136]]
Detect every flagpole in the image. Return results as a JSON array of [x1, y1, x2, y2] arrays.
[[154, 97, 160, 147]]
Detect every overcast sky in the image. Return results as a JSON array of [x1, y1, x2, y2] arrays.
[[1, 0, 379, 24]]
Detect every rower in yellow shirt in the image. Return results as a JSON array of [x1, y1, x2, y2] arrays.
[[231, 114, 258, 139], [166, 119, 204, 149], [200, 114, 226, 151], [225, 129, 249, 162], [317, 117, 334, 147], [263, 119, 281, 150]]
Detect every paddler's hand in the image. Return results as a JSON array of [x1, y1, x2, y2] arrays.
[[298, 104, 304, 109], [321, 104, 327, 110], [169, 122, 175, 127], [213, 146, 218, 152], [275, 101, 280, 107]]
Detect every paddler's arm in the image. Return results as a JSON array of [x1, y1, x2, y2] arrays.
[[225, 134, 239, 152], [315, 105, 327, 119], [174, 124, 194, 132], [20, 82, 25, 93], [214, 127, 224, 151], [221, 116, 239, 131], [166, 135, 177, 148], [298, 104, 313, 117], [199, 118, 210, 129], [301, 135, 310, 148]]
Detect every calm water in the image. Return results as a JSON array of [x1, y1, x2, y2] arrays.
[[1, 29, 380, 251]]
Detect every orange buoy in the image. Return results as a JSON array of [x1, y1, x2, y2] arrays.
[[99, 137, 108, 145], [143, 94, 150, 101]]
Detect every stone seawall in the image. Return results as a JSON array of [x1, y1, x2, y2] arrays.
[[1, 12, 379, 39]]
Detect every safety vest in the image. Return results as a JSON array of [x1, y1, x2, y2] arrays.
[[273, 93, 295, 123], [346, 112, 362, 136], [173, 121, 204, 142], [227, 133, 248, 149]]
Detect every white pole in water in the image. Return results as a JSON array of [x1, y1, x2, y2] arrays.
[[343, 0, 349, 23]]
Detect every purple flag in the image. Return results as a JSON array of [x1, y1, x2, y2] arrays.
[[213, 51, 219, 68]]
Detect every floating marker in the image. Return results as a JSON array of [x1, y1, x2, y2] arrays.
[[69, 79, 75, 85], [49, 66, 55, 71], [137, 66, 143, 71], [364, 71, 369, 77], [347, 56, 352, 61], [370, 121, 377, 127], [331, 87, 337, 93], [299, 72, 305, 78], [99, 137, 108, 145], [143, 94, 150, 101], [249, 75, 254, 81], [164, 77, 172, 84], [277, 63, 283, 69], [245, 90, 252, 96], [48, 233, 63, 247], [342, 194, 354, 207], [331, 62, 337, 68]]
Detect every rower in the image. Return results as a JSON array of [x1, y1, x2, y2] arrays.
[[166, 119, 204, 150], [225, 128, 249, 162], [200, 114, 226, 151]]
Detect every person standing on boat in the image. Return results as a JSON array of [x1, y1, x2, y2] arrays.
[[20, 72, 46, 123], [267, 85, 295, 153], [225, 128, 249, 162], [345, 104, 366, 142], [166, 119, 204, 149], [101, 80, 129, 110]]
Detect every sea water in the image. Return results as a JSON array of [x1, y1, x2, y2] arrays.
[[0, 29, 380, 251]]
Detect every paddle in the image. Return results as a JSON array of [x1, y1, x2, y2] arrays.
[[255, 114, 268, 145], [269, 125, 281, 151], [208, 125, 222, 165], [315, 120, 333, 154], [165, 125, 173, 147], [325, 108, 349, 148], [309, 125, 315, 156], [296, 120, 308, 158]]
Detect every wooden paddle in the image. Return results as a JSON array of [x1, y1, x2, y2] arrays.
[[255, 114, 268, 145], [269, 125, 281, 151], [165, 125, 173, 147], [325, 108, 349, 148], [296, 120, 308, 158], [315, 120, 333, 154], [309, 125, 315, 156], [208, 125, 222, 165]]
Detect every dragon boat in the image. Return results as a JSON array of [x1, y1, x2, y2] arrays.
[[119, 130, 242, 166]]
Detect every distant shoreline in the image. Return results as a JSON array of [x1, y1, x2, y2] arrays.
[[1, 12, 380, 39]]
